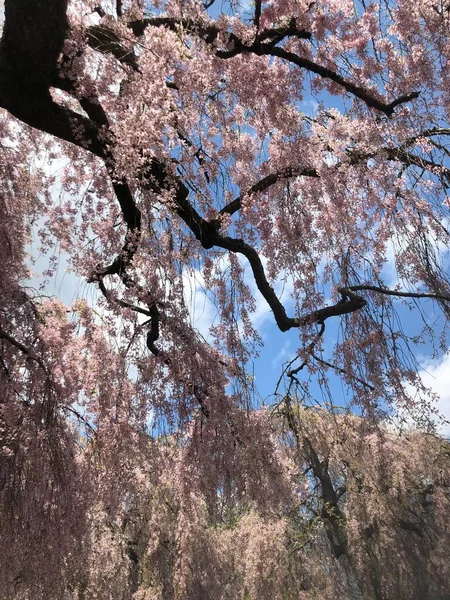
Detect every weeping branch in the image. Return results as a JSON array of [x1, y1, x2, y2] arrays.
[[219, 166, 319, 217], [310, 354, 376, 392], [0, 326, 48, 373], [87, 25, 139, 71]]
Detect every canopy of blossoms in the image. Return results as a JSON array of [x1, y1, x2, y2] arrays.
[[0, 1, 449, 598]]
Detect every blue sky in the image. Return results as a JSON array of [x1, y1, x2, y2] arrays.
[[5, 0, 448, 436], [28, 208, 450, 438]]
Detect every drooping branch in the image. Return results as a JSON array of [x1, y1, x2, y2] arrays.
[[0, 326, 48, 372], [310, 353, 376, 392], [141, 298, 211, 418], [87, 25, 139, 71], [219, 166, 319, 217], [286, 322, 326, 380], [62, 404, 97, 435]]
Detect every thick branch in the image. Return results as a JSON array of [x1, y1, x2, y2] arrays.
[[254, 0, 262, 30], [246, 46, 419, 117], [163, 175, 367, 331], [0, 82, 107, 159], [385, 147, 450, 182], [52, 73, 143, 284], [256, 20, 311, 43], [0, 1, 367, 347], [96, 16, 416, 116], [1, 0, 68, 86], [128, 17, 222, 41], [128, 17, 311, 43], [142, 161, 368, 332], [284, 397, 347, 558]]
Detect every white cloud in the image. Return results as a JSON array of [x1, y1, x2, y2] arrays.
[[182, 268, 218, 341], [396, 351, 450, 438], [381, 217, 450, 291], [271, 339, 291, 369], [413, 352, 450, 437], [382, 238, 400, 289]]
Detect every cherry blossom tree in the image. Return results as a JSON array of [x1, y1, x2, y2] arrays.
[[80, 407, 449, 600], [0, 0, 450, 598]]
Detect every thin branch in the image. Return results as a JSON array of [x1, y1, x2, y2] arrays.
[[87, 25, 139, 71], [310, 353, 376, 391], [97, 279, 153, 317], [254, 46, 420, 117], [402, 127, 450, 145], [0, 326, 48, 372], [62, 405, 97, 435], [346, 285, 450, 303], [287, 322, 326, 378], [219, 166, 318, 217]]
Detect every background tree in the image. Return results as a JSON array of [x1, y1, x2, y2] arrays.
[[0, 0, 449, 598]]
